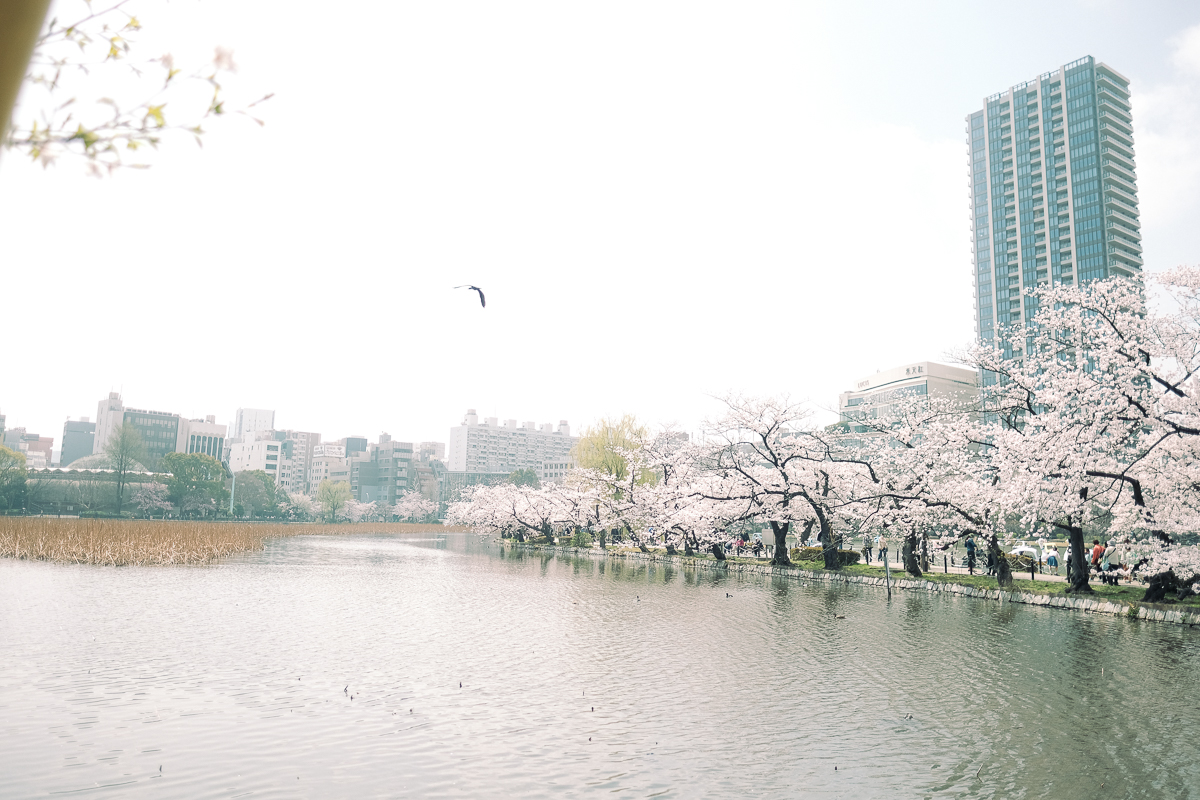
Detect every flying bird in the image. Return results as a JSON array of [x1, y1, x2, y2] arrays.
[[455, 285, 486, 307]]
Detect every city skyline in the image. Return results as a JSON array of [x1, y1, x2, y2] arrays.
[[5, 2, 1200, 465]]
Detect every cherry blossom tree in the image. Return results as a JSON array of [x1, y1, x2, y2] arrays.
[[701, 395, 882, 568], [391, 491, 438, 523], [835, 394, 1009, 581], [956, 272, 1199, 593], [131, 481, 171, 518]]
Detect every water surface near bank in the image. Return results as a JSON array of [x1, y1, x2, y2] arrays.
[[1, 533, 1197, 798]]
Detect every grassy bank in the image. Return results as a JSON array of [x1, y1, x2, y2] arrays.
[[0, 518, 456, 566], [519, 541, 1200, 610], [796, 561, 1200, 607]]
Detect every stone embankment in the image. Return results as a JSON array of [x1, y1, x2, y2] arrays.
[[507, 542, 1200, 628]]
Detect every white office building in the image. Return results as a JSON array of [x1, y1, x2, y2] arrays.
[[227, 438, 285, 480], [838, 362, 979, 432], [177, 416, 227, 460], [309, 452, 350, 490], [233, 408, 276, 441], [448, 409, 577, 480]]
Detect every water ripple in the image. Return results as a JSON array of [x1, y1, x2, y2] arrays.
[[1, 533, 1198, 798]]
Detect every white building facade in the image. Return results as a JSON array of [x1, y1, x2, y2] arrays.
[[309, 444, 350, 491], [448, 409, 577, 481], [234, 408, 276, 441], [838, 362, 979, 432], [177, 416, 227, 461], [227, 438, 285, 480]]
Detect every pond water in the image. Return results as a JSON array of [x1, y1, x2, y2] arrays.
[[1, 533, 1198, 799]]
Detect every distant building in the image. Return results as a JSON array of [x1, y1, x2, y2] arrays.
[[92, 392, 223, 470], [437, 469, 509, 507], [233, 408, 275, 441], [178, 416, 227, 461], [838, 362, 979, 433], [122, 409, 180, 471], [417, 441, 446, 463], [60, 417, 96, 467], [309, 448, 350, 490], [969, 57, 1141, 362], [349, 434, 419, 505], [448, 410, 577, 478], [92, 392, 126, 455], [276, 430, 321, 494], [2, 427, 53, 469], [341, 436, 368, 459], [227, 438, 284, 479]]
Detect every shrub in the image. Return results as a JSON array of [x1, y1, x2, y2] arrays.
[[792, 546, 823, 562], [790, 546, 861, 566]]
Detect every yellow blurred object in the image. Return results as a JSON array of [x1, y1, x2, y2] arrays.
[[0, 0, 52, 143]]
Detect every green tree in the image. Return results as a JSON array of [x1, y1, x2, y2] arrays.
[[316, 480, 352, 523], [573, 414, 649, 482], [508, 468, 540, 488], [159, 452, 227, 517], [0, 444, 28, 512], [231, 470, 279, 518], [104, 421, 147, 515]]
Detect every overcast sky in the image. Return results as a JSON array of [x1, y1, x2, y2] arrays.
[[4, 0, 1200, 456]]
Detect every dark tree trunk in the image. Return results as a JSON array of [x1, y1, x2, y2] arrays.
[[665, 543, 677, 556], [799, 519, 815, 546], [710, 543, 726, 561], [515, 531, 525, 542], [1064, 525, 1092, 594], [1142, 570, 1179, 603], [683, 536, 694, 557], [769, 521, 792, 566], [819, 516, 840, 570], [988, 534, 1013, 589], [903, 533, 923, 578], [598, 530, 607, 549], [919, 533, 931, 573]]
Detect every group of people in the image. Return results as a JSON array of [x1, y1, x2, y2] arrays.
[[860, 534, 889, 566], [731, 533, 1129, 584], [959, 537, 1129, 584]]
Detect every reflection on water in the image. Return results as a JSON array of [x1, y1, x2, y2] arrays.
[[1, 533, 1197, 798]]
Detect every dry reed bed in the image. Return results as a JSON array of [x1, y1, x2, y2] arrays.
[[0, 518, 459, 566]]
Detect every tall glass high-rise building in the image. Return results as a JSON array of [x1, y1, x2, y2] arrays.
[[968, 56, 1141, 364]]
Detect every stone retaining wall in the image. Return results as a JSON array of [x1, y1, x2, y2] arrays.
[[506, 542, 1200, 628]]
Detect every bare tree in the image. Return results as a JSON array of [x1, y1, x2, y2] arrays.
[[103, 421, 146, 515]]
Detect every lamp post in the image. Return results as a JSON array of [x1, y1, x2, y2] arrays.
[[227, 459, 237, 516]]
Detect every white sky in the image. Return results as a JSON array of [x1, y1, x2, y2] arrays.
[[4, 0, 1200, 455]]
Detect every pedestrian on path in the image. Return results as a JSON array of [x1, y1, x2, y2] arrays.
[[965, 535, 978, 575], [1046, 546, 1060, 576], [878, 535, 888, 567], [862, 533, 873, 564]]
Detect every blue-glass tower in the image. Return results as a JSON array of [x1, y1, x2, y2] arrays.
[[968, 57, 1141, 368]]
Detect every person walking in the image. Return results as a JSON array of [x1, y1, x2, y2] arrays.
[[878, 535, 888, 568], [1091, 539, 1105, 579], [964, 535, 978, 575], [862, 533, 873, 564], [1046, 546, 1059, 576]]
